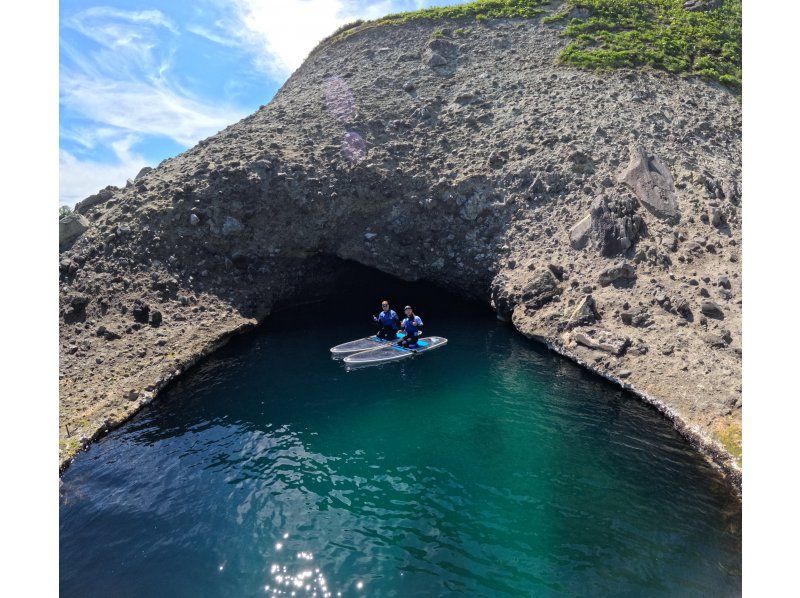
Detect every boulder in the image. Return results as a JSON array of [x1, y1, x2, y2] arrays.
[[96, 325, 121, 341], [598, 262, 636, 287], [521, 269, 561, 309], [149, 310, 163, 327], [675, 299, 693, 320], [703, 333, 728, 348], [710, 207, 724, 227], [222, 216, 243, 235], [620, 308, 653, 327], [569, 213, 591, 249], [547, 263, 565, 281], [425, 52, 447, 68], [132, 300, 150, 323], [189, 213, 200, 226], [700, 300, 725, 319], [589, 195, 645, 256], [74, 186, 116, 214], [230, 251, 251, 269], [428, 37, 458, 58], [65, 293, 90, 315], [134, 166, 153, 181], [573, 330, 630, 356], [59, 213, 90, 248], [564, 294, 597, 328], [619, 145, 679, 220]]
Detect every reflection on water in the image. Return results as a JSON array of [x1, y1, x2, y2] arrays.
[[60, 273, 741, 597]]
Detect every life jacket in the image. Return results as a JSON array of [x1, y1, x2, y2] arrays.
[[377, 309, 398, 328], [402, 315, 423, 336]]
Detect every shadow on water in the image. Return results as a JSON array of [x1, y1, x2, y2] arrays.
[[60, 263, 741, 597]]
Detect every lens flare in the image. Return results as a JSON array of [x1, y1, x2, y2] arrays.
[[323, 76, 356, 123], [342, 132, 367, 165]]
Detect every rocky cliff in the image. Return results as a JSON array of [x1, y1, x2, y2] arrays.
[[59, 6, 742, 486]]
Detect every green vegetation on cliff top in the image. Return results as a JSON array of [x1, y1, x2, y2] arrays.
[[550, 0, 741, 89], [322, 0, 741, 90]]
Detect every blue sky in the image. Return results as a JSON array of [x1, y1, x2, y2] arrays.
[[59, 0, 465, 205]]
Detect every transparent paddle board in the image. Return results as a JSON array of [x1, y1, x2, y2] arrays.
[[330, 331, 405, 357], [343, 336, 448, 367]]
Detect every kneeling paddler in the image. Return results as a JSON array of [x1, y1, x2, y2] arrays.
[[373, 300, 400, 340], [398, 305, 423, 348]]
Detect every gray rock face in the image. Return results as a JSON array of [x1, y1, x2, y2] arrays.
[[490, 273, 518, 321], [619, 145, 679, 220], [521, 269, 561, 309], [589, 195, 645, 256], [59, 213, 90, 248], [598, 262, 637, 287]]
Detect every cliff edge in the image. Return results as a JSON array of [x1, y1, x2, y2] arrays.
[[59, 4, 742, 486]]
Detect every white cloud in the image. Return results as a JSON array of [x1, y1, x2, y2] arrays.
[[59, 6, 248, 204], [61, 7, 246, 145], [58, 1, 463, 204], [59, 136, 148, 206], [61, 73, 245, 147], [227, 0, 402, 78]]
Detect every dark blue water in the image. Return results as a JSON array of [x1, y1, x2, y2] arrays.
[[60, 272, 741, 597]]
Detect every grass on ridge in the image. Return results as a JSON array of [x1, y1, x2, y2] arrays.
[[317, 0, 550, 47], [549, 0, 741, 89], [316, 0, 741, 90], [376, 0, 550, 24]]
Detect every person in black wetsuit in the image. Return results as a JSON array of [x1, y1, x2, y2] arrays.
[[398, 305, 424, 348], [373, 300, 400, 340]]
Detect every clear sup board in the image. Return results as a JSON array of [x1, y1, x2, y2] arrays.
[[330, 331, 405, 357], [343, 336, 448, 367]]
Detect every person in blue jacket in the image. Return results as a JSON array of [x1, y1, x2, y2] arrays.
[[398, 305, 424, 348], [373, 300, 400, 340]]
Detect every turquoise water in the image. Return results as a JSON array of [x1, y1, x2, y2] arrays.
[[60, 272, 741, 597]]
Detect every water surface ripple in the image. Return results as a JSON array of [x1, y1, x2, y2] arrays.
[[60, 296, 741, 597]]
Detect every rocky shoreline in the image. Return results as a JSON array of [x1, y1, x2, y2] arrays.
[[59, 13, 741, 490]]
